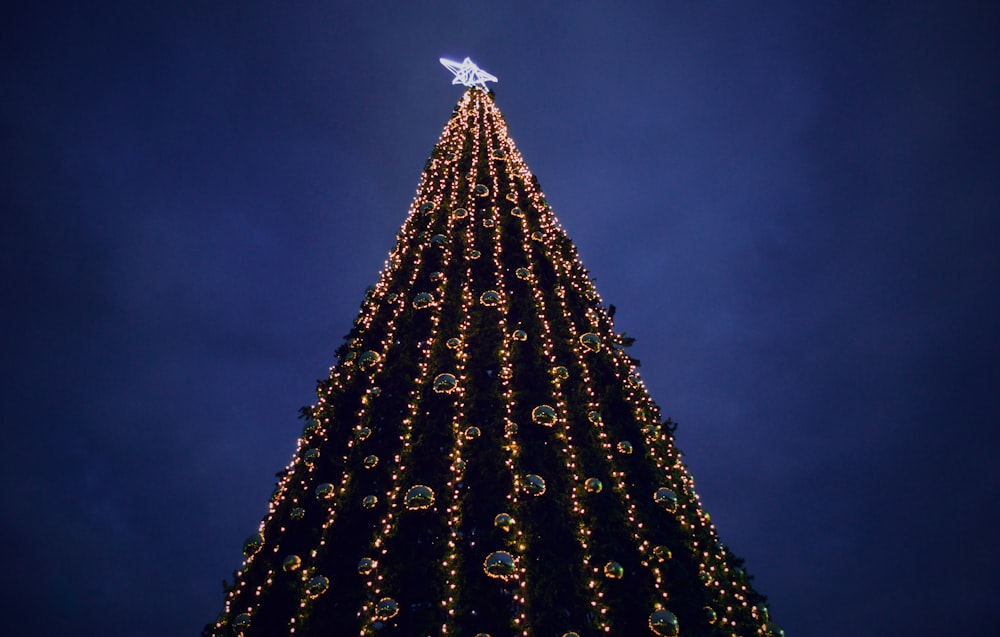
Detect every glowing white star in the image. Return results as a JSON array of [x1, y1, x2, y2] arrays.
[[439, 57, 498, 91]]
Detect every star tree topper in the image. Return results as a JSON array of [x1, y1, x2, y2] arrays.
[[440, 57, 498, 91]]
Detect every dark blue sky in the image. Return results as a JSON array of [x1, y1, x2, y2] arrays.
[[3, 2, 997, 635]]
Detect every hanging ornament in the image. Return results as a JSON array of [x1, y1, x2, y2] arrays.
[[551, 365, 569, 381], [512, 329, 528, 341], [452, 207, 468, 219], [580, 333, 602, 352], [464, 426, 481, 440], [562, 633, 581, 637], [603, 561, 624, 579], [504, 421, 518, 435], [363, 455, 379, 469], [493, 148, 506, 160], [652, 546, 672, 562], [523, 474, 546, 496], [290, 507, 305, 520], [412, 292, 435, 309], [404, 485, 435, 510], [430, 234, 447, 247], [587, 411, 602, 423], [505, 191, 518, 202], [306, 575, 330, 599], [469, 249, 482, 259], [453, 458, 466, 472], [510, 206, 524, 217], [474, 184, 490, 197], [494, 512, 515, 532], [648, 609, 679, 636], [358, 351, 380, 370], [531, 230, 544, 242], [282, 555, 302, 572], [357, 557, 376, 575], [242, 533, 264, 557], [585, 289, 598, 301], [704, 606, 717, 624], [430, 271, 445, 283], [483, 550, 517, 579], [419, 202, 435, 215], [480, 290, 501, 306], [584, 477, 603, 493], [446, 337, 461, 349], [231, 614, 252, 631], [302, 448, 320, 466], [303, 420, 319, 436], [617, 441, 633, 455], [386, 292, 398, 303], [375, 597, 399, 620], [627, 374, 641, 388], [653, 488, 678, 512], [362, 495, 378, 509], [315, 483, 334, 501], [531, 405, 557, 426], [356, 426, 372, 441], [515, 267, 530, 280], [482, 218, 495, 228], [433, 373, 458, 393]]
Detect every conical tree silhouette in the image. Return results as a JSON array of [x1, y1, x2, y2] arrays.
[[208, 87, 781, 637]]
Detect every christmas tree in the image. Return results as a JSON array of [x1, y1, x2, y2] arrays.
[[208, 60, 780, 637]]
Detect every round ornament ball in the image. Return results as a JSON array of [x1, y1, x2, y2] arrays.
[[412, 292, 435, 309], [603, 561, 624, 579], [375, 597, 399, 620], [494, 512, 515, 532], [315, 483, 334, 501], [480, 290, 501, 306], [243, 533, 264, 557], [483, 550, 517, 580], [579, 332, 602, 352], [363, 454, 379, 469], [648, 609, 679, 636], [306, 575, 329, 599], [464, 426, 481, 440], [653, 488, 678, 512], [362, 495, 378, 509], [531, 405, 557, 426], [357, 557, 376, 575], [523, 474, 546, 496], [584, 477, 603, 493], [404, 485, 435, 510], [433, 373, 458, 393], [282, 554, 302, 572]]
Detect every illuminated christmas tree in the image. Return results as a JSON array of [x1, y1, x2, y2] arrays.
[[208, 60, 780, 637]]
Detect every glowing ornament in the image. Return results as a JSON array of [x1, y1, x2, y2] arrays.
[[603, 561, 624, 579], [357, 557, 376, 575], [412, 292, 435, 309], [531, 230, 544, 241], [362, 495, 378, 509], [282, 554, 302, 572], [494, 512, 515, 532], [232, 614, 251, 630], [316, 483, 334, 501], [587, 411, 602, 423], [510, 206, 524, 217], [453, 458, 466, 472], [464, 426, 481, 440], [404, 485, 435, 510], [439, 57, 498, 91], [653, 488, 678, 512], [358, 350, 380, 370], [303, 420, 319, 436], [363, 454, 379, 469], [523, 474, 546, 496], [474, 184, 489, 197], [552, 365, 569, 380], [433, 373, 458, 393], [492, 149, 506, 160], [628, 374, 641, 388], [306, 575, 329, 598], [504, 421, 518, 435], [531, 405, 557, 426], [498, 366, 513, 380], [480, 290, 501, 306], [483, 218, 496, 229], [585, 289, 597, 301], [512, 329, 527, 341], [290, 507, 305, 520], [506, 192, 518, 202], [515, 267, 530, 280], [430, 234, 447, 247], [617, 441, 633, 455], [452, 207, 468, 219], [356, 426, 372, 441], [704, 606, 717, 624], [387, 292, 398, 303], [375, 597, 399, 620], [430, 271, 445, 283], [483, 550, 516, 579], [419, 202, 434, 215], [562, 633, 580, 637], [243, 533, 264, 557], [302, 448, 319, 466], [652, 546, 672, 562], [446, 337, 461, 349], [584, 477, 603, 493], [469, 249, 482, 259], [648, 609, 679, 636], [580, 333, 602, 352]]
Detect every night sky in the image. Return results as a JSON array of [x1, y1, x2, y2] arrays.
[[3, 2, 998, 635]]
